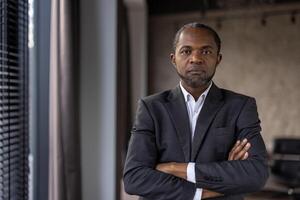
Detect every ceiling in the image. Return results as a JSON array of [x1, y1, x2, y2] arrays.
[[147, 0, 300, 15]]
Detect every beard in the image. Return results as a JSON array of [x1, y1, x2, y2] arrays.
[[176, 68, 215, 88]]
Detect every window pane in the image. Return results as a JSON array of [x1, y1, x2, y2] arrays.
[[0, 0, 29, 199]]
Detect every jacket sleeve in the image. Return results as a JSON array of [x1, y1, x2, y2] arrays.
[[194, 97, 269, 195], [123, 99, 196, 200]]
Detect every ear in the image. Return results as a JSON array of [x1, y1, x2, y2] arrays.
[[216, 53, 222, 66], [170, 53, 176, 67]]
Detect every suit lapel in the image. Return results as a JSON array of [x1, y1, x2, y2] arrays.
[[191, 84, 224, 161], [164, 86, 191, 162]]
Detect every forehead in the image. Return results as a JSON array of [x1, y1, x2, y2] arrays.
[[177, 27, 217, 49]]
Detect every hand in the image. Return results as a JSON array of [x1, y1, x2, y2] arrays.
[[156, 139, 251, 199], [155, 162, 188, 179], [202, 138, 252, 199], [228, 139, 251, 161], [202, 189, 224, 199]]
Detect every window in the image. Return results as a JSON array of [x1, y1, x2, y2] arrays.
[[0, 0, 29, 199]]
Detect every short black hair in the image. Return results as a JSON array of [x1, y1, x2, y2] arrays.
[[173, 22, 221, 53]]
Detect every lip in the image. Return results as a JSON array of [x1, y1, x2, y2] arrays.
[[187, 68, 205, 74], [187, 64, 205, 71], [187, 71, 205, 77]]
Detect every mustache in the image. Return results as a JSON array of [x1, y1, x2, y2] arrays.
[[187, 66, 206, 73], [187, 64, 206, 70]]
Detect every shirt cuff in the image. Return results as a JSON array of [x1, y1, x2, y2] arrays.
[[193, 188, 203, 200], [187, 162, 196, 183], [188, 163, 202, 200]]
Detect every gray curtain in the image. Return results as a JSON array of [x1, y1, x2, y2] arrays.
[[48, 0, 81, 199]]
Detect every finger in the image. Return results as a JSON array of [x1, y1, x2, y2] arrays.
[[156, 164, 169, 173], [228, 140, 240, 160], [155, 164, 162, 170], [229, 139, 248, 160], [231, 140, 241, 152], [242, 152, 249, 160], [233, 139, 248, 153], [233, 143, 250, 160], [234, 143, 251, 160], [240, 138, 248, 146], [229, 140, 246, 160]]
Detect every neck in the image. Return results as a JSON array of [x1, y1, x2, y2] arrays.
[[181, 81, 211, 101]]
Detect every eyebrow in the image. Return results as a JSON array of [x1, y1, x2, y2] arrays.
[[178, 45, 215, 51], [199, 45, 214, 49], [178, 45, 192, 50]]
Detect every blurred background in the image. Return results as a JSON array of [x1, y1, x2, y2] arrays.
[[1, 0, 300, 200], [123, 0, 300, 199]]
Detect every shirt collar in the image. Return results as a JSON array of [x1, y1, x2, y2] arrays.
[[179, 81, 212, 103]]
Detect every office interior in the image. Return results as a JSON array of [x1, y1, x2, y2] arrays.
[[2, 0, 299, 200]]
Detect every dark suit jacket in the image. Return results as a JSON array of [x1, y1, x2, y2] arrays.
[[123, 83, 269, 200]]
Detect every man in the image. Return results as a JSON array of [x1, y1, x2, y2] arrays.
[[123, 22, 268, 200]]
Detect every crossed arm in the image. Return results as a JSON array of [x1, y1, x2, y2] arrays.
[[124, 98, 269, 199], [156, 139, 251, 199]]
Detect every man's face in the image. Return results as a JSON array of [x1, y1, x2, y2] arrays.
[[171, 27, 222, 88]]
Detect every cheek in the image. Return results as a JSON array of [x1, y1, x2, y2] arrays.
[[176, 58, 189, 67], [207, 58, 219, 67], [175, 63, 187, 73]]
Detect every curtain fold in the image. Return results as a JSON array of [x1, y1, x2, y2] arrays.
[[49, 0, 81, 200]]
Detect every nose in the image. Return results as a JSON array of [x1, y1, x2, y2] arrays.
[[190, 51, 203, 64]]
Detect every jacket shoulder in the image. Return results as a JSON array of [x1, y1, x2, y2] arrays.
[[220, 88, 255, 102], [141, 89, 173, 104]]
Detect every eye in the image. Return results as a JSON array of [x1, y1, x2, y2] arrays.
[[180, 49, 191, 55], [202, 49, 212, 55]]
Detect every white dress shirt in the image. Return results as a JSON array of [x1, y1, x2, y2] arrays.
[[179, 82, 212, 200]]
